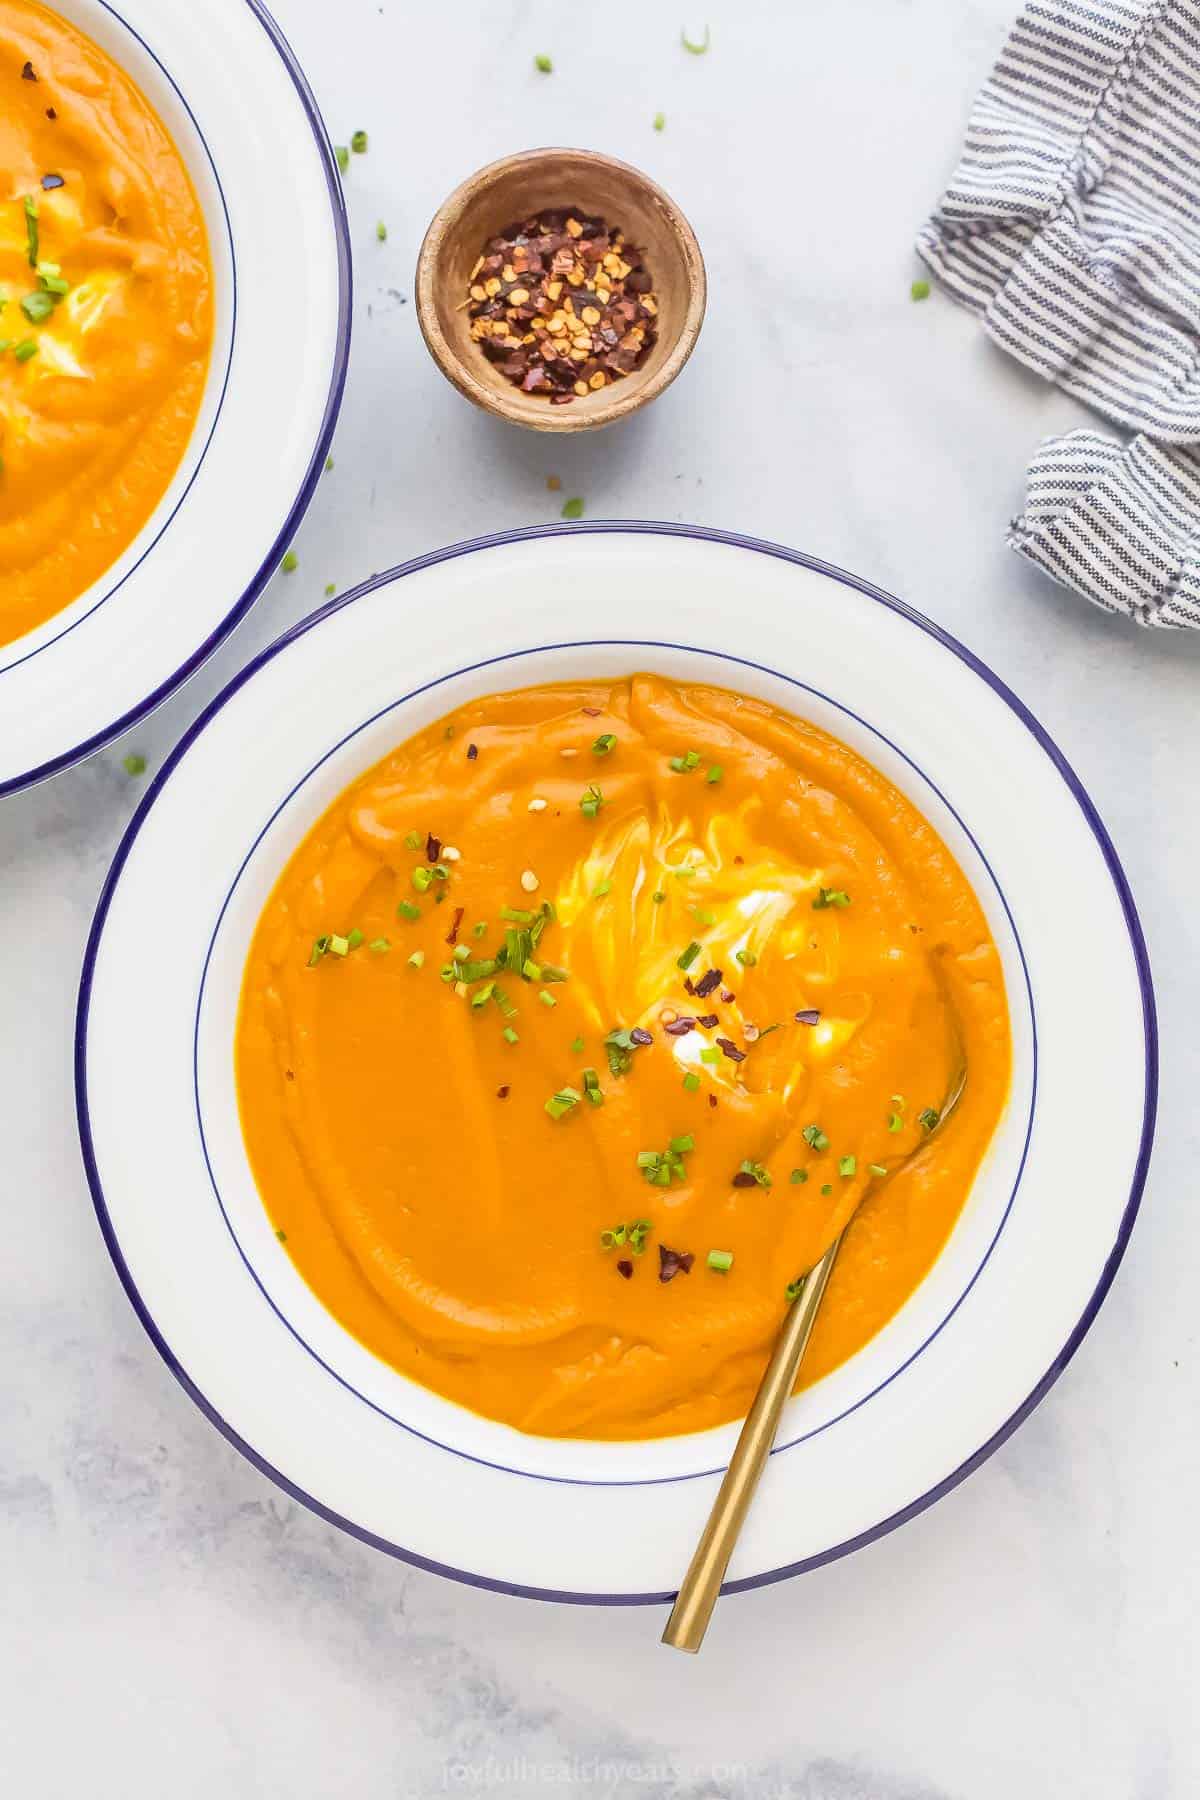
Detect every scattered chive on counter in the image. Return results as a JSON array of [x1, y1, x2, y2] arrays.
[[561, 496, 585, 520], [911, 278, 931, 301], [121, 752, 146, 777], [280, 550, 298, 574], [534, 52, 553, 72], [681, 24, 711, 53]]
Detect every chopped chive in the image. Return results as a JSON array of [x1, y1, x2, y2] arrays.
[[582, 1069, 603, 1106], [839, 1155, 857, 1177], [376, 220, 387, 242], [592, 879, 612, 898], [121, 752, 146, 777], [534, 52, 553, 72], [308, 935, 330, 966], [472, 920, 488, 938], [652, 891, 666, 904], [403, 831, 423, 850], [545, 1085, 580, 1120], [580, 783, 604, 818], [911, 278, 931, 301], [335, 145, 349, 173], [677, 940, 702, 971], [324, 455, 334, 472], [538, 990, 557, 1008], [12, 339, 37, 362], [691, 907, 716, 927], [591, 733, 617, 756], [539, 964, 569, 983], [668, 749, 702, 773], [522, 958, 542, 981], [707, 1249, 733, 1272], [500, 906, 535, 923], [673, 866, 695, 881], [790, 1168, 808, 1184], [280, 550, 298, 574], [432, 864, 449, 882], [785, 1277, 804, 1303], [699, 1047, 721, 1064], [821, 1183, 833, 1195], [670, 1134, 695, 1154], [570, 1035, 585, 1053], [653, 110, 666, 130], [493, 984, 517, 1019], [802, 1124, 829, 1151], [407, 950, 425, 969], [887, 1112, 903, 1133], [344, 929, 364, 951], [453, 945, 470, 962], [439, 963, 456, 982], [683, 1071, 701, 1092], [561, 496, 584, 520], [919, 1107, 941, 1131], [735, 948, 757, 967], [869, 1163, 888, 1177], [470, 982, 495, 1008], [411, 867, 434, 892], [812, 887, 851, 910], [23, 194, 38, 267], [396, 900, 421, 921], [456, 959, 496, 982], [20, 289, 55, 323], [350, 129, 368, 153], [502, 1026, 519, 1044], [706, 765, 723, 785], [324, 583, 336, 597], [328, 934, 350, 957], [681, 23, 711, 53], [600, 1224, 627, 1250], [738, 1159, 772, 1189]]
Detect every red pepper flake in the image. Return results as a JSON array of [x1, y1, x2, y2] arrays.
[[683, 977, 696, 996], [720, 989, 735, 1004], [496, 1084, 510, 1099], [658, 1245, 694, 1282], [463, 207, 661, 407], [732, 1170, 758, 1188], [582, 706, 602, 717], [45, 106, 56, 120], [426, 832, 442, 862], [616, 1258, 634, 1279], [446, 905, 465, 945], [21, 60, 37, 80], [466, 743, 479, 761], [664, 1017, 695, 1036], [629, 1026, 654, 1047], [795, 1008, 821, 1025], [694, 968, 723, 999], [716, 1036, 746, 1063], [708, 1094, 718, 1109], [695, 1013, 718, 1029]]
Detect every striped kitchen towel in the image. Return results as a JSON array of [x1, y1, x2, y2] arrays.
[[918, 0, 1200, 629]]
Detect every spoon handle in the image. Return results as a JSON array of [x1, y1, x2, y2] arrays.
[[661, 1234, 842, 1653]]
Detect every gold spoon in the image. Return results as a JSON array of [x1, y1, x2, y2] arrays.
[[662, 1066, 966, 1653]]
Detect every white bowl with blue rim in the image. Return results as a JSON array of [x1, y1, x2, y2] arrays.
[[76, 525, 1156, 1604], [0, 0, 350, 798]]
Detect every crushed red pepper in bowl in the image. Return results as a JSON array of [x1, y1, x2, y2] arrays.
[[465, 209, 659, 404]]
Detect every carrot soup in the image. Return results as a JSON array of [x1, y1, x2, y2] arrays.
[[236, 675, 1012, 1441], [0, 0, 213, 647]]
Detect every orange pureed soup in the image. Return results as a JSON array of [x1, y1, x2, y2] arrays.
[[237, 676, 1011, 1440], [0, 0, 212, 647]]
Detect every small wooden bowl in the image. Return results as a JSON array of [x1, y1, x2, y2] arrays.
[[415, 148, 706, 433]]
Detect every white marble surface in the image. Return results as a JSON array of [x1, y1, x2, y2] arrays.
[[3, 1, 1197, 1794]]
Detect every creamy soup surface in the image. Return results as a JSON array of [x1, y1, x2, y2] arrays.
[[0, 0, 212, 647], [237, 675, 1011, 1440]]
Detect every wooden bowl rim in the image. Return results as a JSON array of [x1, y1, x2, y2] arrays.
[[414, 146, 707, 434]]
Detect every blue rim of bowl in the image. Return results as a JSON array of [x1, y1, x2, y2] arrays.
[[75, 522, 1158, 1606], [0, 0, 352, 800]]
